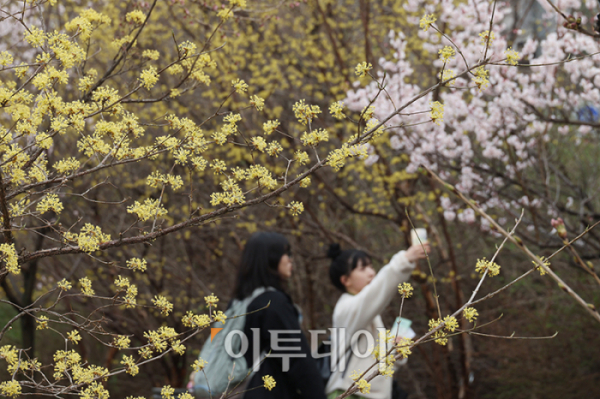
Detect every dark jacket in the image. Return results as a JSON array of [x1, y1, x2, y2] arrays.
[[242, 290, 326, 399]]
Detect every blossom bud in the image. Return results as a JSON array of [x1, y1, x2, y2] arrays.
[[551, 218, 567, 239]]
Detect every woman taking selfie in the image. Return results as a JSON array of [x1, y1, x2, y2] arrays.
[[325, 240, 430, 399]]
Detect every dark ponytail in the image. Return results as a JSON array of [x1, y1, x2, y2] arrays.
[[327, 243, 371, 292]]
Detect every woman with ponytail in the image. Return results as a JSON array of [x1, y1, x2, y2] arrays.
[[325, 241, 429, 399]]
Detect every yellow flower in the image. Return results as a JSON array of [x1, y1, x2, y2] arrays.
[[37, 194, 63, 215], [419, 14, 436, 31], [473, 66, 490, 91], [250, 95, 264, 111], [329, 101, 345, 119], [398, 282, 413, 298], [114, 335, 131, 349], [142, 49, 160, 60], [439, 69, 457, 86], [479, 30, 496, 46], [357, 379, 371, 393], [232, 78, 248, 93], [430, 101, 444, 125], [36, 315, 49, 330], [67, 330, 82, 344], [79, 277, 95, 296], [152, 295, 174, 316], [295, 150, 310, 165], [532, 256, 550, 276], [161, 385, 175, 399], [126, 258, 148, 272], [126, 10, 146, 25], [443, 316, 458, 332], [140, 66, 159, 89], [463, 307, 478, 322], [289, 201, 304, 216], [396, 338, 413, 359], [192, 358, 208, 372], [428, 319, 448, 345], [263, 120, 279, 135], [263, 375, 276, 391], [438, 46, 455, 62], [204, 294, 219, 308], [121, 355, 139, 376], [0, 243, 19, 275], [0, 381, 21, 397], [355, 62, 372, 78], [505, 47, 520, 66], [293, 100, 321, 125], [475, 257, 501, 277], [57, 279, 72, 291], [299, 177, 311, 188]]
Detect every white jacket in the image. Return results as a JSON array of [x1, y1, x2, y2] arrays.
[[325, 251, 415, 399]]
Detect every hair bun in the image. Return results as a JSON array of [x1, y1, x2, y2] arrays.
[[326, 243, 342, 260]]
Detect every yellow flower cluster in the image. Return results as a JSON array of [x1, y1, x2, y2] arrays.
[[36, 315, 49, 330], [53, 157, 81, 174], [36, 193, 63, 215], [79, 277, 95, 296], [0, 381, 21, 397], [428, 317, 458, 346], [53, 349, 82, 380], [289, 201, 304, 216], [398, 282, 414, 298], [67, 330, 82, 344], [357, 379, 371, 393], [301, 128, 329, 147], [479, 30, 496, 46], [463, 307, 479, 322], [182, 311, 211, 329], [57, 279, 72, 291], [299, 177, 311, 188], [355, 62, 372, 78], [439, 69, 457, 86], [232, 78, 248, 93], [126, 10, 146, 25], [127, 198, 168, 221], [250, 95, 265, 111], [152, 295, 174, 316], [0, 51, 13, 66], [293, 99, 321, 125], [430, 101, 444, 125], [475, 257, 501, 277], [140, 66, 159, 89], [327, 143, 368, 172], [504, 47, 520, 66], [213, 310, 227, 324], [80, 382, 109, 399], [396, 337, 413, 359], [473, 66, 490, 91], [0, 243, 19, 274], [114, 335, 131, 349], [146, 171, 184, 190], [263, 119, 279, 135], [121, 354, 139, 376], [329, 101, 345, 119], [438, 46, 456, 62], [124, 284, 138, 308], [419, 14, 436, 31], [295, 150, 310, 165], [263, 375, 276, 391], [205, 294, 219, 308], [127, 257, 148, 272], [192, 358, 208, 372], [72, 224, 111, 253], [143, 326, 180, 356]]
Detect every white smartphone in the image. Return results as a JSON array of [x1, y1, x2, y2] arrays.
[[391, 317, 415, 339], [410, 228, 428, 245]]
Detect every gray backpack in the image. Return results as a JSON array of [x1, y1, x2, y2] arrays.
[[193, 288, 272, 399]]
